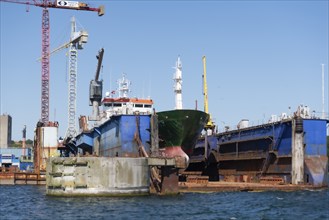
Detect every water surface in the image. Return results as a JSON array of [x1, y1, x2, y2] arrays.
[[0, 185, 328, 220]]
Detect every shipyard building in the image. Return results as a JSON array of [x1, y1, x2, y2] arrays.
[[0, 114, 33, 171]]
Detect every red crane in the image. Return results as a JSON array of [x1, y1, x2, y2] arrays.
[[0, 0, 104, 124]]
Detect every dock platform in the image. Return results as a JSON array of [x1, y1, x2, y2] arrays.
[[178, 181, 328, 192], [0, 165, 46, 185]]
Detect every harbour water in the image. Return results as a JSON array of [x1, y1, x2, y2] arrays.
[[0, 185, 328, 220]]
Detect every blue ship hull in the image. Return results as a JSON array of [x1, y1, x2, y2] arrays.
[[73, 114, 151, 157], [191, 118, 328, 186]]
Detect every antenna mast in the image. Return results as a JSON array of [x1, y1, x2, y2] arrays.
[[322, 64, 325, 119], [118, 74, 131, 98]]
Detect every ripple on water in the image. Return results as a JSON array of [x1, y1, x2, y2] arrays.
[[0, 186, 328, 220]]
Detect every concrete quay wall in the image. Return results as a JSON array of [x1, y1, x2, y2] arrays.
[[46, 157, 150, 196]]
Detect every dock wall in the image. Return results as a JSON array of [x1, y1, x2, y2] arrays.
[[46, 157, 150, 196], [291, 117, 304, 184]]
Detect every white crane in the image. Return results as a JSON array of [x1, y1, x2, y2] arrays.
[[38, 16, 88, 138], [65, 16, 88, 138]]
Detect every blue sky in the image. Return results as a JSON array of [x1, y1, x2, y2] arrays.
[[1, 1, 328, 140]]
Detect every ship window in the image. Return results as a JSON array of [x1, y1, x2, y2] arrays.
[[104, 103, 113, 107], [113, 103, 122, 107], [144, 104, 152, 108], [135, 104, 143, 108]]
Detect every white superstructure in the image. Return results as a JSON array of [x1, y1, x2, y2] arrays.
[[102, 74, 153, 118]]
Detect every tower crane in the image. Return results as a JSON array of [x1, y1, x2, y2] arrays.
[[202, 56, 215, 133], [65, 16, 88, 138], [36, 17, 88, 138], [0, 0, 104, 125]]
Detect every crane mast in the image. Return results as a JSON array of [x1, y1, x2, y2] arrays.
[[202, 56, 215, 132], [65, 16, 88, 138], [41, 7, 50, 123]]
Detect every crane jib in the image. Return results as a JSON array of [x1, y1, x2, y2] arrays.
[[0, 0, 104, 16]]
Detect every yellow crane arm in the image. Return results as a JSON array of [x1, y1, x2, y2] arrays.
[[36, 42, 70, 62], [202, 56, 209, 114], [37, 30, 88, 62], [202, 55, 215, 130]]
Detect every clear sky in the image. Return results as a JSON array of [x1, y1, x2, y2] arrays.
[[1, 1, 328, 140]]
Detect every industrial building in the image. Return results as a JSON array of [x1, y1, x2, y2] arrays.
[[0, 114, 12, 148]]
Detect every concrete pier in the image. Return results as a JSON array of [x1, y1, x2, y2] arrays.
[[46, 156, 182, 196], [46, 157, 150, 196]]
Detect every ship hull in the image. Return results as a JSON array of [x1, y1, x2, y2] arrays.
[[157, 109, 209, 156], [98, 115, 151, 157], [74, 114, 151, 157]]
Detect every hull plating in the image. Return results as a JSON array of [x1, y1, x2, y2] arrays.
[[74, 115, 151, 157], [157, 109, 209, 156], [98, 115, 151, 157]]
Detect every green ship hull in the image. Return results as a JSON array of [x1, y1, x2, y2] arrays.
[[157, 109, 209, 156]]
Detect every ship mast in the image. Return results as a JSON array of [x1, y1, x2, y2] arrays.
[[321, 64, 325, 119], [173, 57, 183, 109], [118, 74, 131, 98]]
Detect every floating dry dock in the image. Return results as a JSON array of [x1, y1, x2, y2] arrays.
[[187, 105, 328, 188]]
